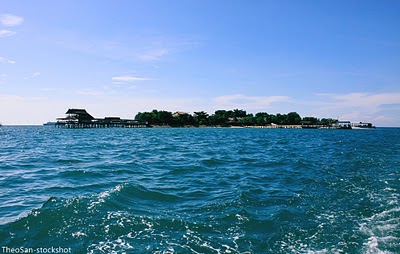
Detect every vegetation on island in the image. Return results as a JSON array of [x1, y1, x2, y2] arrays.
[[134, 109, 338, 127]]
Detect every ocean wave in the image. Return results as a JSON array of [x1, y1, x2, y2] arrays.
[[359, 195, 400, 254], [0, 183, 279, 253], [1, 127, 399, 253]]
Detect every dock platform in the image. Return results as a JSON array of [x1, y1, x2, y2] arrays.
[[56, 109, 149, 128]]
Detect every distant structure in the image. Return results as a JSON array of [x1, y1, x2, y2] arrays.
[[43, 122, 56, 126], [56, 109, 149, 128], [300, 121, 319, 129], [334, 121, 352, 129], [301, 120, 375, 129], [351, 122, 376, 129]]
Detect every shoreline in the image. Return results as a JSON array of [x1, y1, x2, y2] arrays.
[[148, 124, 376, 129], [1, 124, 386, 128], [149, 124, 302, 129]]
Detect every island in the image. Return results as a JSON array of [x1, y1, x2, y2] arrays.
[[54, 108, 375, 129]]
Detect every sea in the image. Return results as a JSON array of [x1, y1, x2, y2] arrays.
[[0, 126, 399, 254]]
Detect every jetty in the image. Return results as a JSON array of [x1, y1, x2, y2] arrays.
[[300, 120, 375, 129], [56, 109, 149, 128], [351, 122, 375, 129]]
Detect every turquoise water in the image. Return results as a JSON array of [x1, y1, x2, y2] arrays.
[[0, 126, 399, 253]]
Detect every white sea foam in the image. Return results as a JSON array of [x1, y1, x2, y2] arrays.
[[88, 235, 135, 254], [359, 187, 400, 254], [71, 231, 87, 238], [87, 183, 127, 210]]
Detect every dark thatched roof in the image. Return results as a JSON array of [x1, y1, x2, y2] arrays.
[[65, 108, 94, 120]]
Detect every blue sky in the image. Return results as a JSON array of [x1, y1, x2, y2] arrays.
[[1, 0, 399, 126]]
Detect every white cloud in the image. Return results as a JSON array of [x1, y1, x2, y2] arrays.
[[112, 76, 152, 82], [24, 72, 41, 79], [0, 30, 16, 38], [77, 88, 105, 96], [0, 94, 65, 125], [52, 32, 200, 64], [0, 57, 15, 64], [316, 92, 400, 111], [135, 35, 200, 62], [0, 74, 6, 84], [40, 87, 56, 92], [0, 94, 47, 102], [214, 94, 290, 110], [309, 92, 400, 126], [137, 48, 170, 62], [0, 14, 24, 26]]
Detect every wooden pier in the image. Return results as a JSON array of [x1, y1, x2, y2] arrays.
[[56, 109, 149, 128]]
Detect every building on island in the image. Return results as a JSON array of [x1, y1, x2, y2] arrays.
[[301, 120, 375, 129], [352, 122, 376, 129], [333, 121, 352, 129], [56, 109, 148, 128], [300, 121, 319, 129]]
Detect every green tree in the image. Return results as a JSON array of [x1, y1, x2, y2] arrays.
[[255, 112, 270, 125], [135, 110, 173, 125], [274, 113, 287, 125], [157, 110, 173, 125], [239, 114, 255, 126], [233, 109, 247, 118], [302, 117, 318, 125], [286, 112, 301, 125], [172, 112, 194, 126], [210, 110, 229, 126], [193, 111, 209, 126], [135, 109, 309, 127], [135, 111, 155, 124]]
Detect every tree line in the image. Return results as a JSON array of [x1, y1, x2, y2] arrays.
[[134, 109, 338, 127]]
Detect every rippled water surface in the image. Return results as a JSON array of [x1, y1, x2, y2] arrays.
[[0, 126, 399, 253]]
